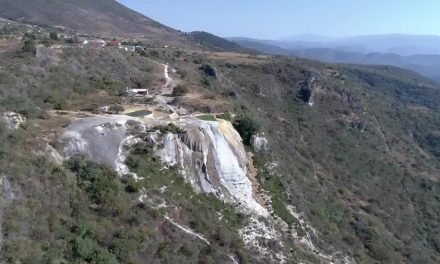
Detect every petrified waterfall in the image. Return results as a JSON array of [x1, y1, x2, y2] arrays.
[[157, 119, 268, 216], [63, 116, 268, 216]]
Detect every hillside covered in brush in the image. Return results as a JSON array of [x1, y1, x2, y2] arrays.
[[0, 2, 439, 264], [0, 0, 183, 40]]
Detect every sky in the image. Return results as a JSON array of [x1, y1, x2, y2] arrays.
[[118, 0, 440, 39]]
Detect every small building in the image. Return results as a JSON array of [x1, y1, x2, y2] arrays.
[[127, 87, 149, 97]]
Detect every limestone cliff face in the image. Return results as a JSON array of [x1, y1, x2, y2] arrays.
[[63, 115, 268, 216], [1, 112, 25, 130], [157, 118, 268, 216], [61, 115, 356, 263]]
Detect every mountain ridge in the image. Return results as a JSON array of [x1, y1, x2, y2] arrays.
[[0, 0, 181, 39], [229, 36, 440, 83]]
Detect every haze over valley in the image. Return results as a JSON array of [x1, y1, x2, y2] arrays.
[[229, 34, 440, 82]]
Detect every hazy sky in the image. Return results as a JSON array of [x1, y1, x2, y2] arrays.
[[119, 0, 440, 39]]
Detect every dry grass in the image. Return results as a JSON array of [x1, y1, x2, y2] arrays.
[[205, 51, 271, 64], [178, 91, 230, 113], [0, 38, 21, 54]]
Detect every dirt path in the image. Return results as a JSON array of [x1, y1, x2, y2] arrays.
[[161, 63, 178, 95]]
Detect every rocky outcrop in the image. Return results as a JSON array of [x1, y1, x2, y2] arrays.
[[300, 73, 366, 112], [156, 118, 268, 216], [62, 115, 268, 216], [63, 115, 143, 174], [0, 175, 14, 204], [33, 143, 64, 165], [341, 112, 367, 131], [251, 133, 269, 152], [1, 112, 25, 130], [61, 114, 354, 263]]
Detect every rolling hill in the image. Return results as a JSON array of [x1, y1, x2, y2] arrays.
[[230, 37, 440, 83], [0, 0, 182, 39]]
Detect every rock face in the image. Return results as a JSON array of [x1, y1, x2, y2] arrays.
[[0, 175, 14, 204], [157, 118, 268, 216], [251, 133, 269, 152], [61, 114, 357, 263], [62, 115, 268, 216], [63, 115, 143, 175], [1, 112, 25, 130], [33, 143, 64, 165]]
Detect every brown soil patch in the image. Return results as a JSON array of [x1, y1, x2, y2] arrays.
[[0, 38, 21, 54], [178, 92, 230, 113], [247, 152, 272, 210]]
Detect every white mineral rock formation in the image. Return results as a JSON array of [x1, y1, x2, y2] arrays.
[[34, 143, 64, 165], [63, 115, 144, 175], [1, 175, 14, 203], [250, 133, 269, 152], [1, 112, 26, 130], [62, 113, 268, 216], [61, 113, 355, 263], [157, 118, 269, 216]]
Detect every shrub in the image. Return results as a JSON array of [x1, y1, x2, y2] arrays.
[[201, 77, 210, 86], [108, 104, 125, 114], [42, 38, 52, 47], [172, 84, 189, 96], [49, 32, 59, 40], [153, 123, 184, 134], [233, 115, 259, 145], [149, 50, 159, 58], [45, 94, 67, 110], [199, 64, 217, 78], [23, 32, 36, 39], [22, 39, 36, 53]]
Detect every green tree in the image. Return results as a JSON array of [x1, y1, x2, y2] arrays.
[[22, 39, 36, 53], [233, 115, 260, 145], [108, 104, 125, 114], [23, 32, 36, 39], [172, 84, 189, 96], [49, 32, 59, 40]]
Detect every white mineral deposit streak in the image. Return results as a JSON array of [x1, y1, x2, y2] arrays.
[[165, 215, 210, 245], [63, 115, 139, 170], [63, 114, 268, 215], [157, 118, 268, 216], [115, 135, 142, 178], [251, 133, 269, 152], [206, 122, 268, 216], [158, 133, 179, 166]]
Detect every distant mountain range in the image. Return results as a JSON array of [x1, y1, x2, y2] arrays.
[[241, 34, 440, 55], [229, 35, 440, 82]]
